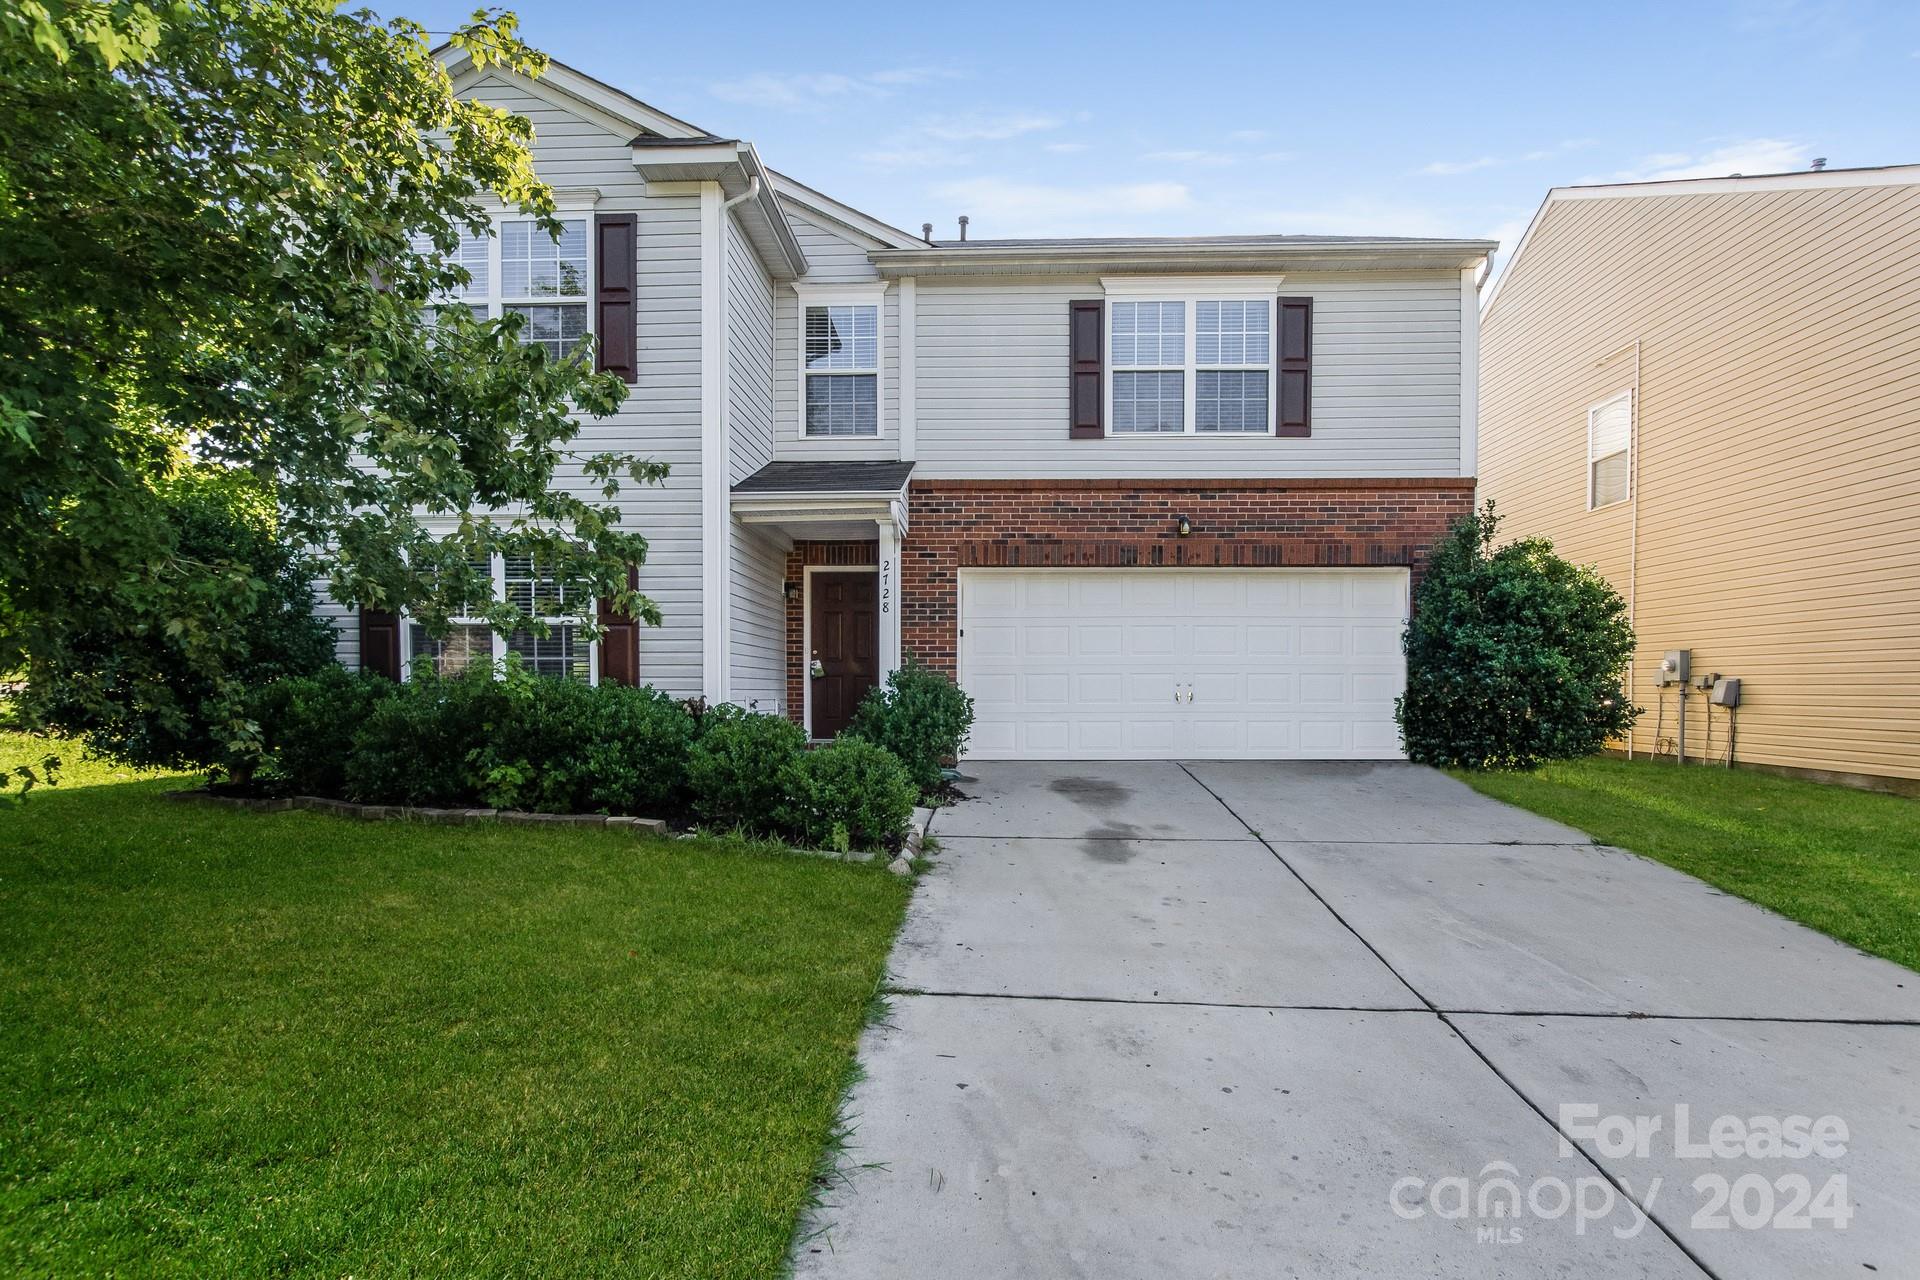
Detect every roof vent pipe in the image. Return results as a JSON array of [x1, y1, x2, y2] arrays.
[[922, 222, 934, 245], [958, 215, 969, 242], [1811, 157, 1828, 170]]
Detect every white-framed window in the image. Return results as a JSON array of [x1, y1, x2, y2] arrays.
[[1587, 390, 1632, 509], [403, 553, 597, 684], [794, 284, 888, 439], [1103, 278, 1281, 436], [414, 204, 595, 359]]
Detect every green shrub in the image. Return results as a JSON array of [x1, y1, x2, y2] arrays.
[[467, 673, 600, 811], [781, 736, 918, 852], [1397, 501, 1638, 771], [583, 685, 696, 815], [253, 666, 395, 796], [470, 676, 698, 815], [343, 667, 507, 806], [846, 656, 974, 794], [686, 709, 805, 834]]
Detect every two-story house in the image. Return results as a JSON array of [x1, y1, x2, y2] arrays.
[[327, 51, 1492, 761]]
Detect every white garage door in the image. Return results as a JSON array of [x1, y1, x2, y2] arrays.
[[959, 568, 1408, 760]]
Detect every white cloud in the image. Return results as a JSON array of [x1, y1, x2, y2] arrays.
[[1422, 139, 1599, 176], [1420, 156, 1499, 176], [865, 67, 964, 86], [1145, 148, 1239, 167], [927, 177, 1193, 236], [708, 67, 962, 111], [859, 146, 974, 170], [1043, 141, 1089, 154], [1590, 138, 1813, 182], [916, 112, 1061, 142]]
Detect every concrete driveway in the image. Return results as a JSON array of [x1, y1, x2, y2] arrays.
[[791, 762, 1920, 1279]]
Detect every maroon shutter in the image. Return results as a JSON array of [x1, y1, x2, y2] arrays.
[[1069, 299, 1103, 438], [360, 608, 401, 680], [1276, 296, 1312, 437], [597, 566, 640, 686], [594, 213, 637, 383]]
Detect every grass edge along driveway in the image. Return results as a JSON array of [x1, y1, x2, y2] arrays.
[[1457, 756, 1920, 974], [0, 737, 910, 1279]]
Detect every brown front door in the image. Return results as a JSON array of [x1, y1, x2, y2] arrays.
[[810, 571, 878, 739]]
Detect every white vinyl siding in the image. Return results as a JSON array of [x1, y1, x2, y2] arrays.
[[726, 212, 776, 484], [914, 272, 1463, 478], [729, 523, 789, 715], [424, 72, 706, 697], [1587, 391, 1631, 509]]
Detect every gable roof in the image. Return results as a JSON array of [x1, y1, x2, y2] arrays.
[[768, 171, 927, 251], [436, 45, 712, 140], [1483, 162, 1920, 316]]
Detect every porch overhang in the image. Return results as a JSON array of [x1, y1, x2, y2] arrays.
[[729, 461, 913, 542]]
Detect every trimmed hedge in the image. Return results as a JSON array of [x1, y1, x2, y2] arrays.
[[782, 737, 917, 853], [253, 668, 922, 850]]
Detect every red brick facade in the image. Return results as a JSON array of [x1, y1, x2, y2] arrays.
[[901, 478, 1475, 678], [783, 478, 1475, 713]]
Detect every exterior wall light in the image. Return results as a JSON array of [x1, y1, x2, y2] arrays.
[[783, 580, 801, 603], [1175, 515, 1192, 537]]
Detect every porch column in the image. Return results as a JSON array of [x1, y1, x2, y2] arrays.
[[877, 518, 901, 681]]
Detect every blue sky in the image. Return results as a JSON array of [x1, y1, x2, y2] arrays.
[[405, 0, 1919, 261]]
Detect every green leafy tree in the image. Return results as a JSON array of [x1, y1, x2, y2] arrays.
[[36, 466, 339, 774], [1397, 501, 1638, 770], [0, 3, 664, 783]]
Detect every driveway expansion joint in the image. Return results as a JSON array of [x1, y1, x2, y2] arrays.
[[1175, 762, 1723, 1280]]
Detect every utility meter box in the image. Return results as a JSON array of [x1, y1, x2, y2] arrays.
[[1658, 650, 1691, 687], [1710, 677, 1742, 707]]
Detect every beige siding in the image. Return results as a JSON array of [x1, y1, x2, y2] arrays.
[[1479, 179, 1920, 784]]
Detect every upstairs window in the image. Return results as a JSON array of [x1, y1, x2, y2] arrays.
[[804, 303, 880, 436], [1194, 301, 1271, 433], [415, 215, 592, 359], [1110, 301, 1186, 433], [1588, 391, 1632, 509], [1107, 292, 1274, 435]]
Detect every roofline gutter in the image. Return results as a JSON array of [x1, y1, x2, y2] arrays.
[[630, 140, 807, 278], [868, 240, 1499, 277]]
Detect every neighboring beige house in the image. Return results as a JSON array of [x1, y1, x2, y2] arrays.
[[1478, 164, 1920, 793]]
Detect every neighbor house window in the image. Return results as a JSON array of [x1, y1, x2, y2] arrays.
[[403, 553, 595, 684], [803, 303, 880, 436], [1588, 391, 1632, 509], [414, 214, 592, 358], [1107, 288, 1276, 435]]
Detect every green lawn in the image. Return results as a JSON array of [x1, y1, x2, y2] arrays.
[[0, 734, 910, 1277], [1456, 756, 1920, 973]]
